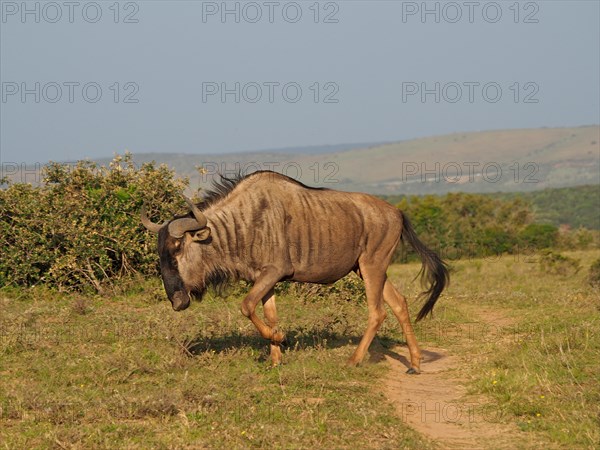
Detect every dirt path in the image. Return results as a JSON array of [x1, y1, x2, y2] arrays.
[[382, 309, 524, 449]]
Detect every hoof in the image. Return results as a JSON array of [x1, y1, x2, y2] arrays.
[[271, 329, 285, 343], [406, 367, 420, 375]]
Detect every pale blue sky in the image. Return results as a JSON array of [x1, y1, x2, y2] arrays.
[[1, 0, 599, 163]]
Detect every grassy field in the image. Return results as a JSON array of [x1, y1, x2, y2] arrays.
[[1, 250, 599, 449]]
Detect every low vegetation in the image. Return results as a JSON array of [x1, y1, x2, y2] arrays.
[[1, 251, 598, 448], [588, 257, 600, 288], [439, 249, 600, 448]]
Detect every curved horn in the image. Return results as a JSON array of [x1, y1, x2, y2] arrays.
[[168, 218, 204, 238], [183, 195, 207, 229], [141, 205, 163, 234]]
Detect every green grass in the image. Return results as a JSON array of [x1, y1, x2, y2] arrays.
[[0, 278, 428, 449], [1, 250, 599, 448], [400, 249, 600, 448]]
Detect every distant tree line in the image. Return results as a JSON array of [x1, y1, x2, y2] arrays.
[[494, 185, 600, 230], [380, 184, 600, 231], [391, 192, 598, 263]]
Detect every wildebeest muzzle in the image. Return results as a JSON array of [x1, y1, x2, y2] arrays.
[[171, 290, 191, 311]]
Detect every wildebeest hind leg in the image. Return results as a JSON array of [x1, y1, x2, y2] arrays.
[[347, 265, 387, 366], [383, 280, 421, 373], [262, 288, 284, 366]]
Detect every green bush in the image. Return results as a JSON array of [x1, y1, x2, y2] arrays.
[[0, 154, 189, 292], [519, 223, 559, 249], [395, 192, 533, 262], [538, 250, 581, 277], [391, 191, 599, 263], [588, 258, 600, 288]]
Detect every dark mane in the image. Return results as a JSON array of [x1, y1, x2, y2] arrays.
[[198, 170, 328, 211], [199, 171, 246, 210]]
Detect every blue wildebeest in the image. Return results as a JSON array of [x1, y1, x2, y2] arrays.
[[141, 171, 448, 372]]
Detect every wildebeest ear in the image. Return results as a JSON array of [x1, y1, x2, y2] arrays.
[[192, 227, 211, 242]]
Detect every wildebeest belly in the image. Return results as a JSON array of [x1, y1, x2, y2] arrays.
[[286, 239, 360, 284], [290, 267, 355, 284]]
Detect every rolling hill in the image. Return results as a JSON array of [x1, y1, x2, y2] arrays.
[[97, 125, 599, 195], [5, 126, 599, 196]]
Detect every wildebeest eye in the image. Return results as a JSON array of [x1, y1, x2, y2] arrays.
[[167, 239, 182, 259]]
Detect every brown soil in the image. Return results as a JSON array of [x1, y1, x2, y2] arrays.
[[381, 309, 528, 449]]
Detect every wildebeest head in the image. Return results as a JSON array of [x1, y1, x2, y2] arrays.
[[141, 198, 211, 311]]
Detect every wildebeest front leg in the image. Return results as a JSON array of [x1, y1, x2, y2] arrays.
[[240, 267, 285, 363], [262, 288, 284, 366]]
